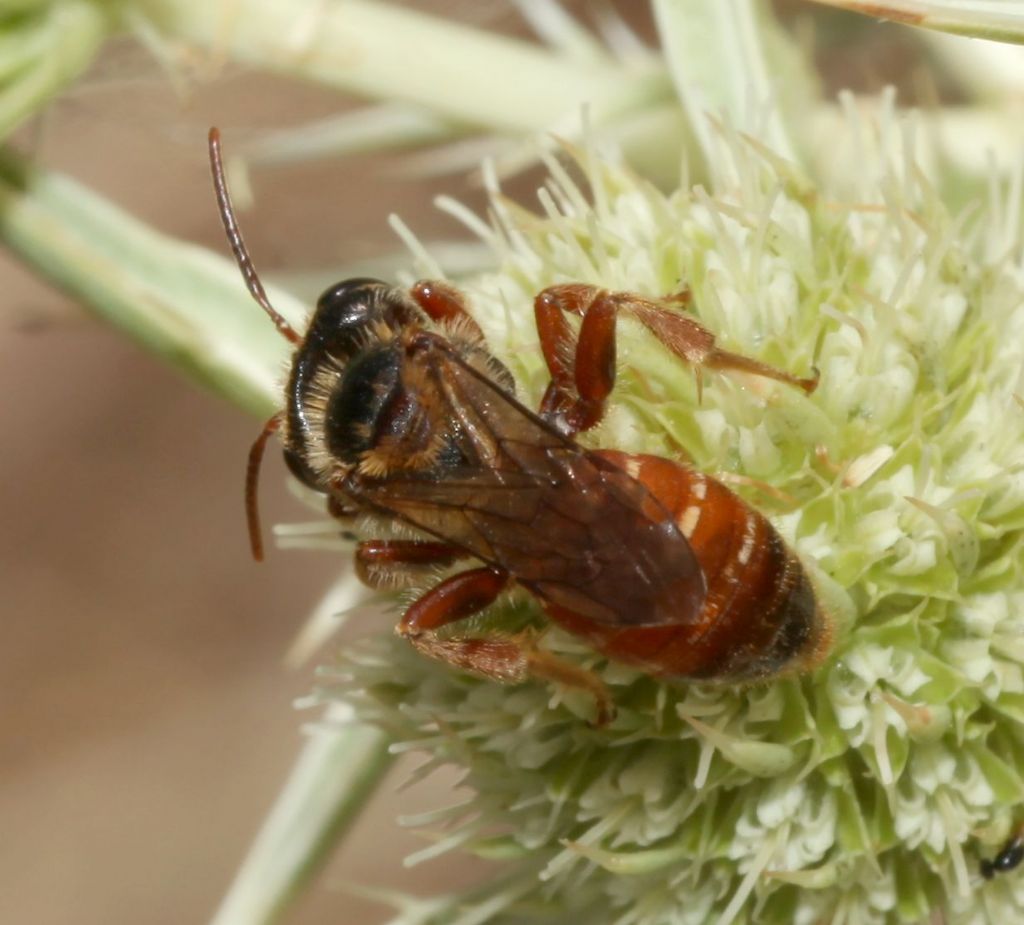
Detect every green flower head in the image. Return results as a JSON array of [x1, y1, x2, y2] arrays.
[[308, 99, 1024, 925], [8, 6, 1024, 925]]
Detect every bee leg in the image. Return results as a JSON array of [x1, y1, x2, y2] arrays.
[[534, 284, 611, 435], [716, 471, 798, 506], [624, 294, 819, 394], [534, 285, 817, 437], [409, 279, 486, 342], [398, 567, 615, 725], [246, 411, 285, 562], [355, 539, 466, 589], [398, 566, 518, 678], [517, 641, 616, 727]]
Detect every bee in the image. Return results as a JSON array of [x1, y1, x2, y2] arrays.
[[208, 128, 832, 724], [981, 826, 1024, 880]]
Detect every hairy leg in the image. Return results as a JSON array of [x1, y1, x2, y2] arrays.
[[534, 284, 817, 436], [396, 567, 614, 725]]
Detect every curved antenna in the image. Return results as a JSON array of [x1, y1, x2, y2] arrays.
[[208, 127, 301, 345]]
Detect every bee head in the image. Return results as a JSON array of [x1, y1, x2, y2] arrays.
[[304, 278, 419, 362], [283, 279, 429, 489]]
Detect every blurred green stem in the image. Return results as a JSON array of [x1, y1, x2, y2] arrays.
[[0, 150, 291, 417], [211, 716, 393, 925], [128, 0, 672, 132], [806, 1, 1024, 43]]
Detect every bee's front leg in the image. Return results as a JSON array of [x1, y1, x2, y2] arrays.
[[409, 279, 486, 342]]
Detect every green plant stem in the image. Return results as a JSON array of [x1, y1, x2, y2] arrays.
[[0, 151, 294, 417], [127, 0, 672, 133], [806, 0, 1024, 43], [211, 718, 393, 925]]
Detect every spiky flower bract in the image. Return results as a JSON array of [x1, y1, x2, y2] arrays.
[[309, 99, 1024, 925]]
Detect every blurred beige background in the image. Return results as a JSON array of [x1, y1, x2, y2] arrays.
[[0, 3, 918, 922]]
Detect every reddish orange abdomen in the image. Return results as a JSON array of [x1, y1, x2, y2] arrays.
[[546, 452, 829, 681]]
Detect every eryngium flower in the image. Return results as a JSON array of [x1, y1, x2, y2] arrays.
[[315, 101, 1024, 925]]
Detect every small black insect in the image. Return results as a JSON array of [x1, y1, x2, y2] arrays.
[[981, 827, 1024, 880]]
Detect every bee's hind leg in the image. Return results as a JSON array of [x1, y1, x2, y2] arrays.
[[519, 641, 616, 727], [397, 567, 614, 726]]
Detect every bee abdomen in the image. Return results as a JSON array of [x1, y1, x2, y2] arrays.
[[593, 452, 830, 681]]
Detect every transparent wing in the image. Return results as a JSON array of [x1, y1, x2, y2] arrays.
[[340, 332, 706, 627]]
